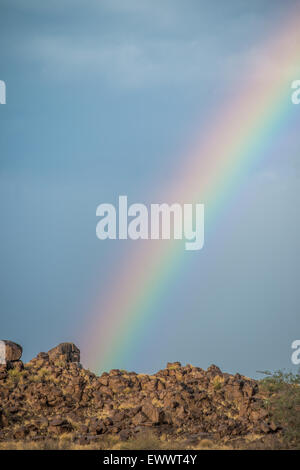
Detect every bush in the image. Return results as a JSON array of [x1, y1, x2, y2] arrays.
[[259, 369, 300, 449], [7, 369, 25, 385]]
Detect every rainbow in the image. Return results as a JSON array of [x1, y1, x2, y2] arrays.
[[81, 6, 300, 373]]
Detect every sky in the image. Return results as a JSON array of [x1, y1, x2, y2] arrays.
[[0, 0, 299, 377]]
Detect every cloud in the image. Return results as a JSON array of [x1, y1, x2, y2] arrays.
[[7, 0, 300, 90], [24, 31, 300, 91], [100, 0, 181, 27], [23, 35, 217, 88], [3, 0, 182, 28]]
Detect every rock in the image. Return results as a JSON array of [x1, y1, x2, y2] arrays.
[[132, 411, 147, 426], [78, 424, 88, 434], [112, 411, 126, 423], [103, 417, 113, 427], [167, 362, 181, 369], [119, 429, 130, 441], [260, 422, 270, 434], [0, 365, 7, 380], [48, 417, 73, 435], [36, 352, 49, 361], [48, 342, 80, 364], [7, 360, 24, 371], [142, 404, 165, 424], [49, 417, 65, 427], [0, 340, 22, 364], [77, 436, 88, 445], [89, 420, 106, 435], [13, 426, 29, 439], [269, 421, 279, 432], [207, 364, 222, 375], [87, 435, 103, 443]]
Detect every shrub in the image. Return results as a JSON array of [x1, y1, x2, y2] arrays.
[[7, 369, 25, 385], [212, 376, 223, 391], [259, 369, 300, 449]]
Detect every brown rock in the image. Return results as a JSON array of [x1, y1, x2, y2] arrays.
[[207, 364, 222, 375], [49, 417, 73, 435], [79, 424, 88, 434], [260, 422, 270, 433], [112, 411, 126, 423], [269, 421, 279, 432], [0, 340, 22, 363], [7, 360, 24, 371], [36, 352, 49, 361], [0, 365, 7, 380], [167, 362, 181, 369], [132, 411, 147, 426], [49, 417, 65, 427], [119, 429, 130, 441], [48, 342, 80, 364], [142, 404, 165, 424], [89, 420, 107, 435], [13, 426, 29, 439]]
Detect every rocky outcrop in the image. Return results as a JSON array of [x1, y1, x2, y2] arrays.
[[0, 340, 22, 364], [47, 343, 80, 364], [0, 340, 23, 380], [0, 342, 280, 446]]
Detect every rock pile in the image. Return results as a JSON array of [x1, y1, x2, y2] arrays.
[[0, 342, 279, 446]]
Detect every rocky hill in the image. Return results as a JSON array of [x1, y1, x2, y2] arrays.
[[0, 341, 282, 449]]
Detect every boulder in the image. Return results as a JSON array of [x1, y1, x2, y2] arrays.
[[0, 365, 7, 380], [36, 352, 49, 361], [207, 364, 222, 375], [0, 340, 22, 365], [142, 403, 165, 424], [48, 417, 73, 435], [48, 342, 80, 364], [7, 360, 24, 371], [166, 361, 181, 369]]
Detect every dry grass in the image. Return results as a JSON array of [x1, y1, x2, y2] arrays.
[[0, 434, 279, 451], [0, 431, 230, 451]]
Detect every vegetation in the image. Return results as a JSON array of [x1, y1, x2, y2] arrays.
[[259, 369, 300, 449], [0, 431, 227, 450]]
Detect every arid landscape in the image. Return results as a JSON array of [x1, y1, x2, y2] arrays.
[[0, 341, 299, 450]]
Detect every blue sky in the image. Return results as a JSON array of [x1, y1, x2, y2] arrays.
[[0, 0, 299, 376]]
